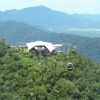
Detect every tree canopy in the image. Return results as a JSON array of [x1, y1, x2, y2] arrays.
[[0, 39, 100, 100]]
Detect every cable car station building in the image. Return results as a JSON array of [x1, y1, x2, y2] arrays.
[[26, 41, 62, 56]]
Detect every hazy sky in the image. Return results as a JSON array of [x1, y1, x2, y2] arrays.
[[0, 0, 100, 14]]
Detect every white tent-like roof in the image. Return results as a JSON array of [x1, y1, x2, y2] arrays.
[[26, 41, 55, 52]]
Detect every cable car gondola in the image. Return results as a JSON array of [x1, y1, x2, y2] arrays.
[[67, 62, 73, 71]]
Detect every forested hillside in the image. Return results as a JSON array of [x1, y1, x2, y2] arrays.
[[0, 21, 100, 63], [0, 39, 100, 100]]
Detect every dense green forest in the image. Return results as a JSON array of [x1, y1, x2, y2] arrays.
[[0, 39, 100, 100]]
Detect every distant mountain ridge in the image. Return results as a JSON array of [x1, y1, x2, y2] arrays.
[[0, 6, 100, 29]]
